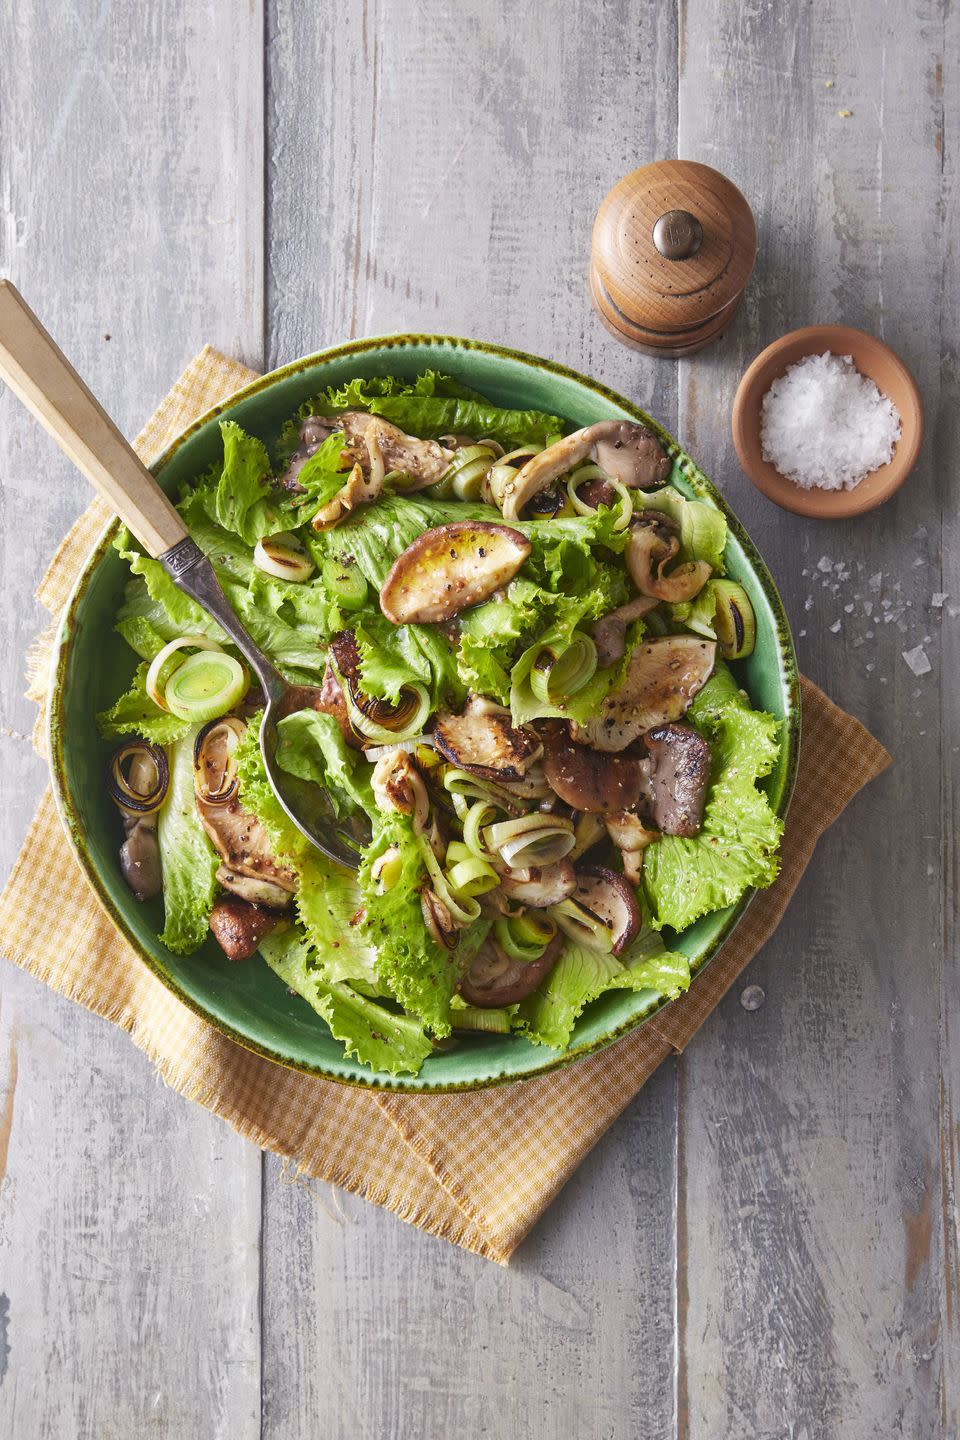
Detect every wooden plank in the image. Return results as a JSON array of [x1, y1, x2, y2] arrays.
[[0, 2, 265, 1436], [676, 1, 949, 1434], [261, 1, 683, 1435]]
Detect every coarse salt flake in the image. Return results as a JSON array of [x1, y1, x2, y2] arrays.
[[902, 645, 932, 677], [760, 352, 901, 491]]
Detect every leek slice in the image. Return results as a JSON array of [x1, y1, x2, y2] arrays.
[[164, 651, 249, 724]]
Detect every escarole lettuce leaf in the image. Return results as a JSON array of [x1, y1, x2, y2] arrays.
[[357, 810, 461, 1036], [97, 661, 190, 744], [296, 370, 565, 450], [517, 929, 690, 1051], [274, 709, 376, 819], [642, 663, 783, 932], [234, 719, 380, 989], [185, 421, 350, 544], [259, 927, 434, 1077], [157, 725, 220, 953]]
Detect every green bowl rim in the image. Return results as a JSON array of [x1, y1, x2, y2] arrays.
[[47, 332, 800, 1092]]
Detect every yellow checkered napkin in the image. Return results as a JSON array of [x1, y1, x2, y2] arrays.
[[0, 349, 892, 1263]]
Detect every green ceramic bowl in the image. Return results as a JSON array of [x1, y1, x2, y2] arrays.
[[49, 336, 799, 1092]]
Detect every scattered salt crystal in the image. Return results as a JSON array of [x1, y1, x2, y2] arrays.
[[836, 566, 852, 581], [760, 353, 901, 490], [829, 619, 842, 633], [817, 556, 833, 573], [869, 572, 883, 591], [913, 557, 925, 567], [863, 601, 873, 616], [948, 605, 960, 618], [844, 603, 854, 614], [866, 630, 874, 638], [804, 596, 814, 611], [866, 663, 875, 672], [931, 592, 948, 607], [923, 635, 932, 644], [798, 628, 807, 637], [881, 598, 892, 608], [902, 645, 932, 677]]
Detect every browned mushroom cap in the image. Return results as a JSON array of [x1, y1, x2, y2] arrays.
[[499, 860, 577, 907], [335, 412, 454, 489], [541, 721, 643, 814], [591, 595, 662, 669], [209, 898, 283, 961], [570, 636, 716, 752], [119, 818, 162, 902], [433, 695, 543, 781], [499, 421, 670, 520], [571, 864, 642, 956], [593, 424, 671, 488], [458, 933, 564, 1007], [626, 517, 712, 603], [379, 522, 531, 625], [641, 724, 712, 837]]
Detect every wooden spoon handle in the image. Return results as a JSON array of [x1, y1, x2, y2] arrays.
[[0, 280, 187, 557]]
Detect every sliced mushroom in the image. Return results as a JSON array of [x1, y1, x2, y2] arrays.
[[209, 898, 283, 961], [498, 860, 576, 908], [433, 694, 543, 781], [195, 786, 297, 903], [570, 637, 716, 752], [337, 411, 454, 489], [371, 750, 430, 829], [640, 724, 711, 837], [626, 515, 712, 603], [552, 864, 641, 956], [605, 809, 660, 886], [311, 461, 381, 532], [573, 864, 642, 955], [380, 522, 531, 625], [458, 933, 564, 1007], [421, 889, 458, 949], [282, 411, 454, 496], [216, 866, 295, 909], [569, 811, 608, 861], [541, 721, 643, 814], [591, 596, 663, 669], [499, 421, 671, 520], [119, 818, 162, 902]]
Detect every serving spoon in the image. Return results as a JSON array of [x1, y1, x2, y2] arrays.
[[0, 280, 368, 868]]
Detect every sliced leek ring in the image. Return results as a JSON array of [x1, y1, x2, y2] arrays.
[[145, 634, 222, 711], [529, 631, 598, 705], [164, 651, 249, 724], [254, 531, 315, 583], [711, 580, 757, 659], [566, 469, 633, 530]]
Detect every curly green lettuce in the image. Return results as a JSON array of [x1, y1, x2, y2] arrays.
[[642, 664, 783, 932]]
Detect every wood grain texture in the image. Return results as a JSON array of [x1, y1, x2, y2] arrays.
[[0, 2, 265, 1436], [0, 0, 957, 1436], [676, 0, 952, 1434], [263, 2, 681, 1437]]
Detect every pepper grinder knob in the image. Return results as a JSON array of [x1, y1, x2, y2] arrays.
[[652, 209, 704, 261]]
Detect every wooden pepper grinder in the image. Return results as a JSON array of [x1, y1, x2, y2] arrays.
[[590, 160, 758, 357]]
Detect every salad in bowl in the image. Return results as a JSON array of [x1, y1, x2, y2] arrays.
[[95, 366, 788, 1079]]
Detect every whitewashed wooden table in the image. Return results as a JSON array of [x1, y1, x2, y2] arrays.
[[0, 2, 956, 1434]]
